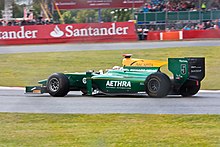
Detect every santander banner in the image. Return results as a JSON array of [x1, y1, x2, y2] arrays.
[[54, 0, 145, 10], [0, 22, 137, 45]]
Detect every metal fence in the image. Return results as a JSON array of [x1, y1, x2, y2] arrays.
[[137, 10, 220, 24]]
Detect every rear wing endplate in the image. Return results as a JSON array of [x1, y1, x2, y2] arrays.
[[168, 57, 205, 83]]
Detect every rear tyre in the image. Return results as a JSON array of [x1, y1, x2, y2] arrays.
[[180, 80, 200, 97], [145, 72, 171, 98], [47, 73, 69, 97]]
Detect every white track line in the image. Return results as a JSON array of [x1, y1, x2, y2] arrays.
[[0, 87, 25, 90], [199, 90, 220, 93]]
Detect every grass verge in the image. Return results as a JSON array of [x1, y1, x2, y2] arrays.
[[0, 47, 220, 146], [0, 46, 220, 89], [0, 113, 219, 146]]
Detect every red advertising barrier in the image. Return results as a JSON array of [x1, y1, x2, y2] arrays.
[[147, 31, 160, 40], [183, 29, 220, 39], [54, 0, 145, 10], [148, 29, 220, 41], [0, 22, 137, 45], [162, 31, 182, 40]]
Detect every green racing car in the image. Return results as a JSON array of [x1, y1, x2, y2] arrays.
[[26, 54, 205, 98]]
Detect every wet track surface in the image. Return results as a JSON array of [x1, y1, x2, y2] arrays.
[[0, 41, 220, 114], [0, 40, 220, 54], [0, 88, 220, 114]]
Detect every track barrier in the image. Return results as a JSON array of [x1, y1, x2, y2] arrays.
[[148, 29, 220, 41], [1, 22, 220, 45], [0, 22, 137, 45]]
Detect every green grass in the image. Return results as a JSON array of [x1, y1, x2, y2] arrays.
[[0, 47, 220, 146], [0, 113, 219, 146], [0, 46, 220, 89]]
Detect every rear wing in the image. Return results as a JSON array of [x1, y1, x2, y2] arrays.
[[168, 57, 205, 83]]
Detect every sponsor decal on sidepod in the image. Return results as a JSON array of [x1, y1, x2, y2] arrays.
[[106, 81, 131, 89]]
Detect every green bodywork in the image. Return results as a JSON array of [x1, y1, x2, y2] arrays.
[[168, 58, 189, 84], [25, 57, 205, 96], [92, 67, 159, 94]]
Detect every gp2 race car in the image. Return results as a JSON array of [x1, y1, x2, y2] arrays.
[[26, 54, 205, 98]]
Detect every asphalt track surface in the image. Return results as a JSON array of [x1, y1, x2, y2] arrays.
[[0, 40, 220, 54], [0, 88, 220, 114], [0, 40, 220, 114]]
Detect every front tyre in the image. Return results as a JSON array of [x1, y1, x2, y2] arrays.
[[47, 73, 69, 97], [145, 72, 171, 98]]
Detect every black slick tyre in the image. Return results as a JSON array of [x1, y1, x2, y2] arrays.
[[180, 80, 200, 97], [145, 72, 171, 98], [47, 73, 69, 97]]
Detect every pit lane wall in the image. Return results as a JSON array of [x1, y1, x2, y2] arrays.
[[147, 29, 220, 41], [0, 22, 137, 45]]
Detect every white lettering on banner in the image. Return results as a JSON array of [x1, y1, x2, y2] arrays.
[[0, 26, 38, 39], [87, 0, 112, 3], [106, 81, 131, 88], [123, 0, 144, 3], [65, 23, 129, 37], [0, 26, 38, 40]]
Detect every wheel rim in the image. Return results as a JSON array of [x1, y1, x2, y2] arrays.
[[49, 78, 60, 92], [148, 78, 160, 93]]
